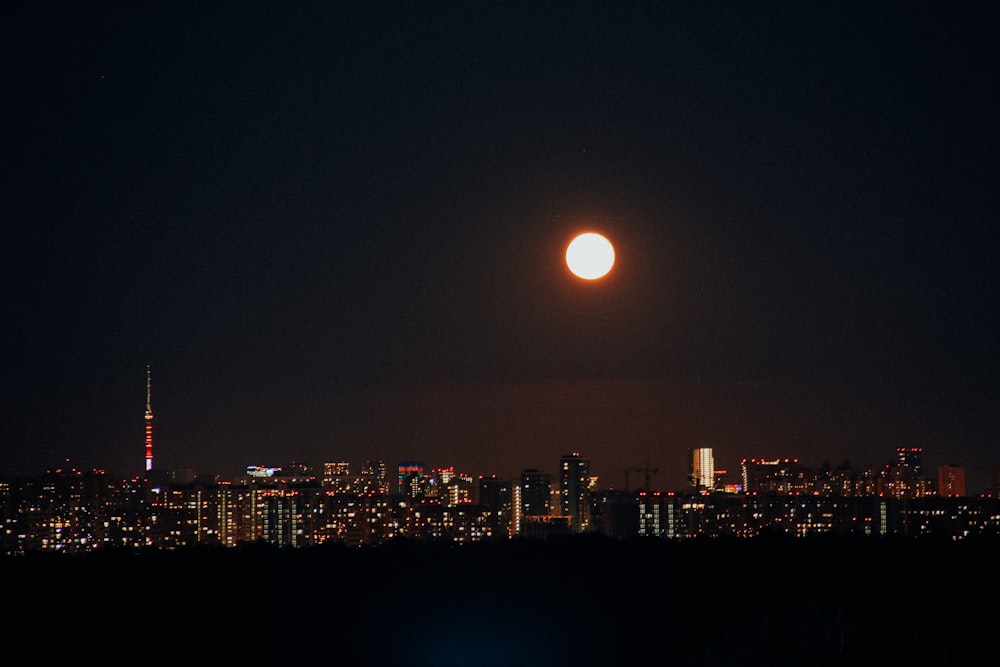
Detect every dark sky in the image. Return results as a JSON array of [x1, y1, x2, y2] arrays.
[[4, 2, 998, 492]]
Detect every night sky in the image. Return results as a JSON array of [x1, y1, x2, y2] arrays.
[[5, 2, 998, 492]]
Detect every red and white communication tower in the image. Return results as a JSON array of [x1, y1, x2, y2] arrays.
[[144, 364, 154, 471]]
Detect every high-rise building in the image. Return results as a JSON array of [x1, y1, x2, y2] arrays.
[[361, 460, 389, 495], [397, 461, 425, 497], [896, 447, 923, 479], [519, 468, 551, 518], [478, 475, 514, 538], [689, 447, 714, 492], [427, 466, 474, 506], [937, 465, 967, 497], [560, 452, 592, 533], [888, 447, 928, 499], [322, 461, 353, 493]]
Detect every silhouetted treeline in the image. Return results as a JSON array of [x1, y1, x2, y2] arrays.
[[5, 534, 996, 666]]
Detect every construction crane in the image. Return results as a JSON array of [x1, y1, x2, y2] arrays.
[[618, 462, 659, 492]]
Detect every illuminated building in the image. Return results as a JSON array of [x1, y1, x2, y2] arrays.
[[246, 465, 282, 478], [741, 457, 810, 495], [886, 448, 931, 499], [322, 461, 354, 493], [896, 447, 923, 478], [560, 452, 592, 533], [323, 461, 351, 477], [427, 467, 474, 506], [477, 475, 514, 539], [319, 460, 389, 498], [5, 466, 1000, 554], [689, 447, 714, 492], [519, 469, 551, 517], [360, 459, 389, 495], [397, 461, 425, 498], [637, 492, 670, 537], [937, 465, 967, 497]]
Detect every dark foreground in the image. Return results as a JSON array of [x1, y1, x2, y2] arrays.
[[6, 534, 997, 666]]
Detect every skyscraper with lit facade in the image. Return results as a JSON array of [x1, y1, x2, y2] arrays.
[[361, 459, 389, 495], [887, 447, 930, 499], [560, 452, 592, 533], [896, 447, 923, 478], [478, 474, 514, 538], [322, 461, 353, 493], [397, 461, 424, 497], [689, 447, 714, 492], [519, 468, 551, 518], [516, 468, 573, 538]]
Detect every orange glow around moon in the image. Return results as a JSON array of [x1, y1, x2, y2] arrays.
[[566, 232, 615, 280]]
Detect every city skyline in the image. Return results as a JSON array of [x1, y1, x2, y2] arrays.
[[5, 4, 997, 495], [11, 383, 991, 498], [3, 360, 992, 495], [3, 359, 993, 493]]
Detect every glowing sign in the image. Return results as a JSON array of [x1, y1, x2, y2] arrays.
[[246, 466, 281, 478]]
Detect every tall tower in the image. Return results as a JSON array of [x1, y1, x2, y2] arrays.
[[144, 364, 154, 471]]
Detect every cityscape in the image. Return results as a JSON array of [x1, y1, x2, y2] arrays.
[[4, 431, 998, 665], [3, 378, 996, 666], [7, 4, 998, 663], [3, 439, 999, 556], [3, 366, 999, 555]]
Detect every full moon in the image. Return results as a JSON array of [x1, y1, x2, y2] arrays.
[[566, 232, 615, 280]]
